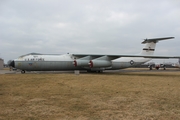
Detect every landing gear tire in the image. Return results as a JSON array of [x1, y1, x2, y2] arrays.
[[21, 70, 25, 74], [149, 66, 152, 70], [97, 70, 103, 73], [87, 70, 103, 73]]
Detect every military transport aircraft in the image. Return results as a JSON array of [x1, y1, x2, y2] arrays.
[[9, 37, 180, 73]]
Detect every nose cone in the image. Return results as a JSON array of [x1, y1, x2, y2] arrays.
[[9, 60, 15, 68]]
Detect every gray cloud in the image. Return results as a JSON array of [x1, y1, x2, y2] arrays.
[[0, 0, 180, 63]]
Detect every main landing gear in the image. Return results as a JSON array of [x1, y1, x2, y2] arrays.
[[21, 70, 25, 74], [87, 70, 103, 73]]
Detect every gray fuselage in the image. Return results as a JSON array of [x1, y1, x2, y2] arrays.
[[12, 54, 150, 72]]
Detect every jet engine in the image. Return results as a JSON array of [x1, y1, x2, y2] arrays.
[[89, 60, 112, 68], [73, 60, 89, 67]]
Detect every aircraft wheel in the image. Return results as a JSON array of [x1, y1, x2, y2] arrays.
[[21, 70, 25, 74], [149, 66, 152, 70], [98, 70, 103, 73]]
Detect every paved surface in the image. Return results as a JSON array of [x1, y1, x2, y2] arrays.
[[0, 69, 17, 74], [0, 69, 77, 74], [116, 68, 180, 73], [0, 68, 179, 74]]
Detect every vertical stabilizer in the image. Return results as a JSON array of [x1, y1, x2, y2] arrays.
[[140, 42, 156, 55], [140, 37, 174, 55]]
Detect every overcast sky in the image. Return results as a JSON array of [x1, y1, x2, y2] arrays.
[[0, 0, 180, 63]]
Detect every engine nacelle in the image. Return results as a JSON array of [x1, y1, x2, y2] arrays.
[[89, 60, 112, 68], [73, 60, 89, 67]]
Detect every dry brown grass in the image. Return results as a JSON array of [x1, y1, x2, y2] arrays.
[[0, 71, 180, 120]]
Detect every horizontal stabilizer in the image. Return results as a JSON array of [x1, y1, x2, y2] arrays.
[[142, 37, 174, 44]]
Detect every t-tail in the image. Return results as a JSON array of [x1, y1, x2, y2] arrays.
[[139, 37, 174, 55]]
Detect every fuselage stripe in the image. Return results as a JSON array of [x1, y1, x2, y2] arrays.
[[143, 48, 155, 51]]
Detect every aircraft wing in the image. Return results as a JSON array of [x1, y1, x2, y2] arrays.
[[72, 54, 180, 60]]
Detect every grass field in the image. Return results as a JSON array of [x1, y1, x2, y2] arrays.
[[0, 71, 180, 120]]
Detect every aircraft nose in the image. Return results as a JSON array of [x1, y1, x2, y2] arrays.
[[9, 60, 15, 68]]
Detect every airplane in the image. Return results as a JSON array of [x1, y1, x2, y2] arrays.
[[147, 62, 172, 70], [9, 37, 180, 74]]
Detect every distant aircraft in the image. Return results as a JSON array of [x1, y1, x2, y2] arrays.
[[9, 37, 180, 73], [148, 62, 171, 70]]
